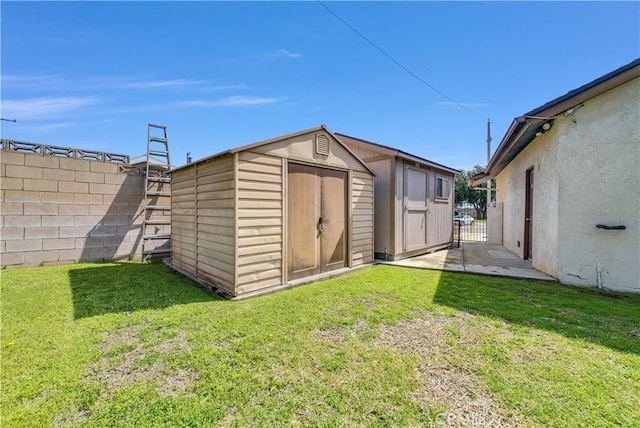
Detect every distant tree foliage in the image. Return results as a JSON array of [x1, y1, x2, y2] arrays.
[[455, 165, 490, 219]]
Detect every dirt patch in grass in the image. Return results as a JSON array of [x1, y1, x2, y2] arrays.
[[377, 312, 523, 428], [90, 328, 199, 397], [54, 407, 91, 427], [316, 317, 369, 343]]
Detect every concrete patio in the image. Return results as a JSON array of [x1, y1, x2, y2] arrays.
[[382, 242, 555, 281]]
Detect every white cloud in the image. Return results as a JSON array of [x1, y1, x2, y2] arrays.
[[437, 101, 490, 108], [14, 121, 78, 133], [176, 96, 287, 107], [242, 49, 302, 62], [119, 79, 206, 89], [215, 95, 286, 106], [1, 74, 66, 91], [202, 84, 247, 92], [276, 49, 302, 59], [1, 74, 207, 92], [1, 96, 101, 120]]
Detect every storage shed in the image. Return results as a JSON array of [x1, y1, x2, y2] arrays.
[[336, 133, 458, 261], [169, 125, 375, 298]]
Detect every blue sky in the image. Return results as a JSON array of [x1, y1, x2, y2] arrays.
[[1, 1, 638, 171]]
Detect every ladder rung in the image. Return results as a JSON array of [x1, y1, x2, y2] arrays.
[[143, 234, 171, 240], [147, 177, 170, 182], [147, 191, 170, 197], [142, 248, 171, 256], [149, 138, 168, 144], [144, 219, 171, 225], [145, 205, 171, 210]]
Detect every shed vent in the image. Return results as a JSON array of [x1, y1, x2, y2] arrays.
[[315, 134, 330, 156]]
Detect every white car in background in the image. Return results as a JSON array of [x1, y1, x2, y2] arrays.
[[454, 214, 475, 225]]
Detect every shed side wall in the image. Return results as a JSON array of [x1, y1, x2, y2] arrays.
[[338, 137, 393, 255], [171, 167, 197, 273], [194, 157, 236, 294], [236, 151, 284, 295], [352, 170, 374, 266]]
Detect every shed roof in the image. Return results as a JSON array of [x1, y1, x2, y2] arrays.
[[470, 58, 640, 186], [171, 125, 375, 175], [334, 133, 460, 175]]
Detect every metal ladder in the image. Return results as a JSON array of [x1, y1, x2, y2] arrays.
[[142, 124, 171, 260]]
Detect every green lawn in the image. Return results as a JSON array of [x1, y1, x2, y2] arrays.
[[1, 263, 639, 427]]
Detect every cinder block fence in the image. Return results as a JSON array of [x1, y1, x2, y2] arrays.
[[0, 142, 163, 267]]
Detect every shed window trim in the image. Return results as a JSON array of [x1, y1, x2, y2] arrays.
[[435, 175, 450, 201]]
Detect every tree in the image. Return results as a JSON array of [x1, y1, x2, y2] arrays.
[[455, 165, 489, 219]]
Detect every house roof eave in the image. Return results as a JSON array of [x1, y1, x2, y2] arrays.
[[484, 58, 640, 179]]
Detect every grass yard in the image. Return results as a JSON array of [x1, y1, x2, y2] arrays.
[[1, 262, 639, 427]]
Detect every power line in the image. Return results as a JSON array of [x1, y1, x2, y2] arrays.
[[316, 0, 484, 118]]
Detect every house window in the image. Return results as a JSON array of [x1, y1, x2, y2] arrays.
[[435, 176, 449, 200]]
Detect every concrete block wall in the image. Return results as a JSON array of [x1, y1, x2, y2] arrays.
[[1, 151, 152, 267]]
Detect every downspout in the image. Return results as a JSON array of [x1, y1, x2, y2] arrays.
[[596, 265, 602, 289]]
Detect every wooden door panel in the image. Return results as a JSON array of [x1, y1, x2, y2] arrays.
[[287, 163, 348, 281], [404, 166, 428, 252], [287, 164, 321, 279], [405, 211, 427, 249], [320, 169, 347, 271], [406, 168, 427, 205]]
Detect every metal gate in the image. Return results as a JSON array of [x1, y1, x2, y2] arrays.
[[452, 217, 487, 247]]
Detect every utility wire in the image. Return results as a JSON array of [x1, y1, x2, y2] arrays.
[[317, 0, 484, 118]]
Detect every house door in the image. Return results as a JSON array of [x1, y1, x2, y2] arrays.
[[404, 165, 428, 252], [524, 167, 534, 260], [287, 163, 347, 280]]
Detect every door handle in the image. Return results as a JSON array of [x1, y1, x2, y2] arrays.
[[318, 217, 324, 232]]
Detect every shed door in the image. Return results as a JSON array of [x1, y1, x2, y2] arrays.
[[404, 166, 428, 252], [287, 163, 347, 280]]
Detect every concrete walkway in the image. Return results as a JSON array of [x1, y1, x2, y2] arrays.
[[384, 242, 555, 281]]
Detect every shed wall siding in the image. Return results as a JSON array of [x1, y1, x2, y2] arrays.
[[351, 171, 374, 266], [171, 168, 197, 273], [236, 151, 284, 294], [195, 157, 236, 294], [369, 158, 393, 255]]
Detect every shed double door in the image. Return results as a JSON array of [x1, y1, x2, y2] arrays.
[[287, 163, 347, 280]]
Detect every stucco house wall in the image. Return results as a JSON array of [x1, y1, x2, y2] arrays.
[[495, 128, 559, 276], [555, 78, 639, 292], [493, 74, 639, 292]]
